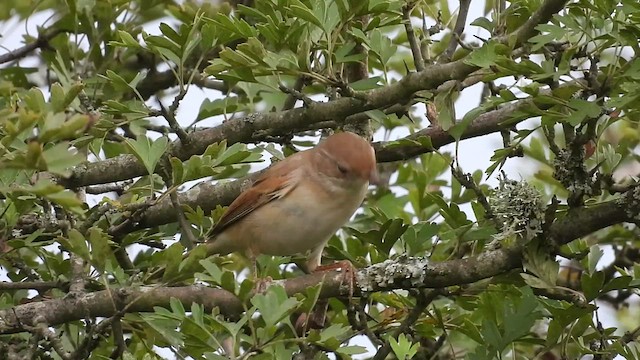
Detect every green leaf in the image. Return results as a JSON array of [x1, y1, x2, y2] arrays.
[[196, 97, 239, 121], [601, 276, 632, 293], [586, 245, 604, 275], [60, 229, 90, 261], [88, 227, 114, 272], [162, 243, 186, 282], [116, 30, 141, 48], [523, 244, 559, 287], [449, 106, 481, 141], [581, 271, 605, 301], [41, 142, 85, 177], [288, 3, 324, 30], [471, 17, 495, 32], [521, 273, 552, 289], [465, 41, 506, 68], [335, 42, 365, 64], [424, 193, 470, 227], [434, 85, 457, 131], [564, 98, 602, 126], [317, 323, 350, 344], [250, 285, 299, 328], [389, 333, 419, 360], [350, 77, 383, 90], [5, 179, 84, 212], [336, 345, 367, 355], [126, 136, 169, 175]]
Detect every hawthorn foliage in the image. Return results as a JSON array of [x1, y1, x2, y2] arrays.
[[1, 0, 640, 359]]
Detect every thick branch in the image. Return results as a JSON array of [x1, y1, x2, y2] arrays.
[[375, 79, 585, 162], [62, 59, 471, 188], [137, 80, 585, 228], [1, 190, 633, 335]]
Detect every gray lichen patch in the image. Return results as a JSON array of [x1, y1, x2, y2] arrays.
[[489, 176, 544, 243], [620, 185, 640, 221], [357, 255, 429, 292], [552, 148, 594, 204]]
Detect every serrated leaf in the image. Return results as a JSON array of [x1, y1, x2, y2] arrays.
[[88, 227, 113, 272], [61, 229, 90, 261], [126, 136, 169, 175], [40, 142, 85, 177], [581, 271, 605, 301], [586, 245, 604, 274], [390, 333, 419, 360], [465, 41, 503, 68], [250, 285, 299, 328], [336, 345, 367, 355], [162, 243, 186, 282]]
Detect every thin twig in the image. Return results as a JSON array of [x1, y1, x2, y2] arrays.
[[107, 198, 157, 270], [0, 280, 68, 291], [168, 188, 197, 249], [85, 183, 129, 195], [78, 204, 112, 235], [451, 165, 499, 228], [29, 317, 71, 360], [0, 28, 65, 64], [160, 159, 197, 249], [159, 88, 189, 144], [109, 316, 126, 359], [372, 290, 440, 360], [282, 76, 308, 110], [425, 11, 444, 36], [542, 125, 562, 156], [279, 82, 314, 107], [143, 123, 172, 135], [71, 316, 118, 359], [403, 3, 425, 71], [68, 255, 86, 294], [358, 297, 383, 346], [441, 0, 472, 62]]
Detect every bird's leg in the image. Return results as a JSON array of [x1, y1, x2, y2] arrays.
[[247, 248, 272, 293], [295, 260, 357, 335], [249, 249, 258, 278], [294, 248, 358, 335]]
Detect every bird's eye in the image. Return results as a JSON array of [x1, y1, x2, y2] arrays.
[[337, 164, 349, 174]]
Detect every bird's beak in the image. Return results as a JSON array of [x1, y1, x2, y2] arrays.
[[369, 169, 380, 186]]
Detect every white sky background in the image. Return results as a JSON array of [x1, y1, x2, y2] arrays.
[[0, 1, 626, 358]]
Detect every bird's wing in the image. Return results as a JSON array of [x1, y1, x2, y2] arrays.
[[206, 160, 300, 239]]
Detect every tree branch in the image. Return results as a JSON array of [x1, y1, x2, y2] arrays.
[[62, 58, 473, 188], [60, 0, 568, 188], [375, 79, 586, 162], [135, 80, 585, 229], [0, 28, 65, 64], [403, 3, 425, 72], [441, 0, 472, 62], [1, 188, 634, 335]]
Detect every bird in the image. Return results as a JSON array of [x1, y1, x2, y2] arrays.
[[204, 131, 378, 275]]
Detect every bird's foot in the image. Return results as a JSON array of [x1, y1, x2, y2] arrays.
[[314, 260, 357, 299]]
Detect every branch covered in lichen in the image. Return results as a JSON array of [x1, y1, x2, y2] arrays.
[[1, 185, 637, 335]]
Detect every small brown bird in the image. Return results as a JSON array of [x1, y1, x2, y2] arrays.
[[205, 131, 378, 273]]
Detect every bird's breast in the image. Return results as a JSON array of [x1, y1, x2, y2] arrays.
[[244, 179, 368, 256]]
